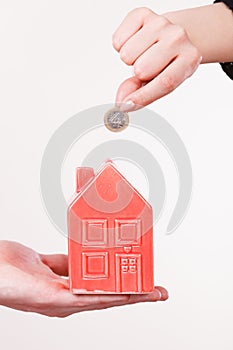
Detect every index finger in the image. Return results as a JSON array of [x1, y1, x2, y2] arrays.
[[120, 54, 198, 111]]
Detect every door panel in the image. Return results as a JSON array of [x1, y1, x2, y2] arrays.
[[115, 254, 142, 292]]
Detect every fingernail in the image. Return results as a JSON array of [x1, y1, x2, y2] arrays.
[[115, 101, 121, 108], [120, 100, 135, 112], [158, 291, 163, 299]]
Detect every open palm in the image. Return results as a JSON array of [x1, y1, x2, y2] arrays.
[[0, 241, 168, 317]]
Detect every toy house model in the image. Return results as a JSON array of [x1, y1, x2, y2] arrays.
[[68, 160, 154, 294]]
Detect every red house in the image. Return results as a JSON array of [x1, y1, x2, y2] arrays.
[[68, 160, 154, 294]]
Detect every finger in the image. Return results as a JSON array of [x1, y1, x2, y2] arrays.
[[112, 8, 156, 51], [82, 287, 168, 310], [133, 24, 192, 81], [118, 16, 172, 66], [70, 298, 131, 313], [127, 287, 166, 304], [115, 76, 143, 105], [155, 286, 169, 301], [53, 286, 130, 308], [119, 21, 159, 65], [49, 287, 168, 315], [71, 294, 129, 307], [57, 289, 161, 315], [40, 254, 68, 276], [133, 42, 176, 82], [121, 53, 200, 110]]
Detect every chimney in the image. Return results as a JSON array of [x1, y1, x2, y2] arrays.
[[76, 167, 94, 193]]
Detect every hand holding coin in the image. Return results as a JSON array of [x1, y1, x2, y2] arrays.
[[112, 7, 201, 111]]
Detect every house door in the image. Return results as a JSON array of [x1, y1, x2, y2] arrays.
[[115, 254, 142, 293]]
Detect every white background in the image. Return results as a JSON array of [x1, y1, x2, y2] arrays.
[[0, 0, 233, 349]]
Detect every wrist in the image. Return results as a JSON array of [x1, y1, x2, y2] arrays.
[[163, 4, 233, 63]]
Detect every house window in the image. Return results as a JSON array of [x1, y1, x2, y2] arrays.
[[82, 219, 107, 246], [82, 252, 109, 279], [120, 257, 137, 273], [115, 219, 141, 246]]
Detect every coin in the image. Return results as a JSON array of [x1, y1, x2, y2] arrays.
[[104, 107, 129, 132]]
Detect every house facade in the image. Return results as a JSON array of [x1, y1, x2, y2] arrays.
[[68, 160, 154, 294]]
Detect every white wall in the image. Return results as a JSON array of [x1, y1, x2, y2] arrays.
[[0, 0, 233, 349]]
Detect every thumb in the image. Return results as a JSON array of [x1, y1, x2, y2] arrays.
[[115, 76, 143, 107], [40, 253, 68, 277]]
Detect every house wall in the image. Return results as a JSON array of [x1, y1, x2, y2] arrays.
[[68, 193, 154, 293]]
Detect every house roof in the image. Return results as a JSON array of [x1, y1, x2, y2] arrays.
[[69, 160, 151, 210]]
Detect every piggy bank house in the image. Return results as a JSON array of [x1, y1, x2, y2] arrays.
[[68, 160, 154, 294]]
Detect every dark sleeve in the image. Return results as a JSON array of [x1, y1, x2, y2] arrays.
[[213, 0, 233, 80], [214, 0, 233, 10]]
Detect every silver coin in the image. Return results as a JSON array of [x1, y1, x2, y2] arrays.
[[104, 108, 129, 132]]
